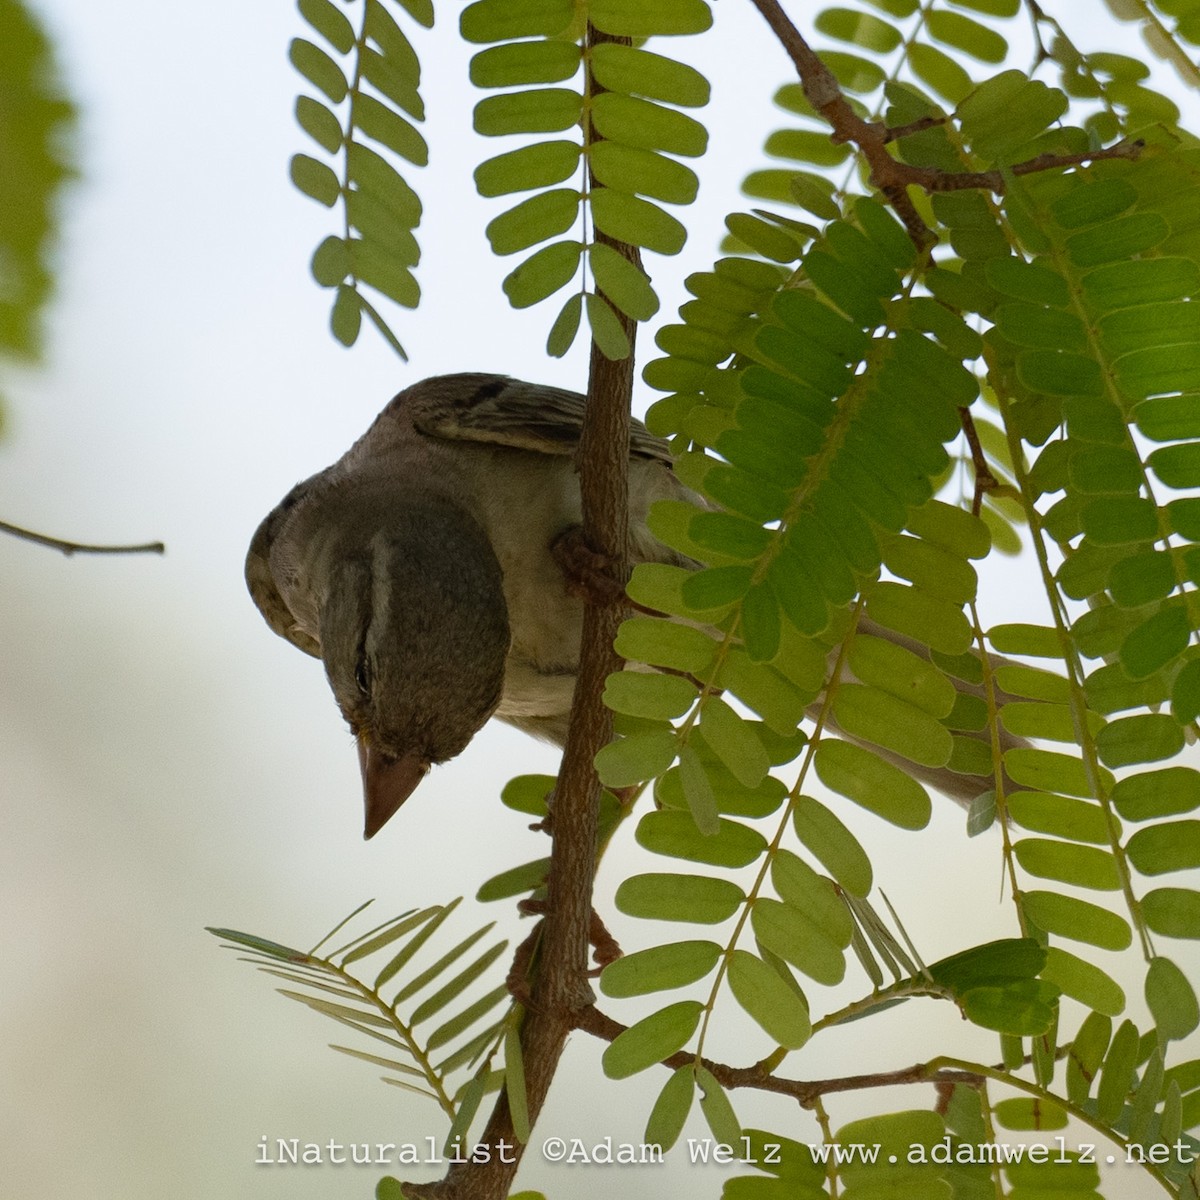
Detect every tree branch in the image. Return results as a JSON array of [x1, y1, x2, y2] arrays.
[[0, 518, 164, 556], [400, 24, 638, 1200], [747, 0, 1144, 244]]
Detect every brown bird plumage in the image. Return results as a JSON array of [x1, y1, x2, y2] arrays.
[[247, 372, 1011, 838]]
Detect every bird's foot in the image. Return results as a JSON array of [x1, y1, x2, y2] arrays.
[[510, 898, 622, 984], [551, 526, 627, 605], [505, 921, 541, 1009]]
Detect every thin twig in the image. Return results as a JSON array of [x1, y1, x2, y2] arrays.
[[882, 114, 947, 144], [0, 519, 165, 557], [572, 1005, 983, 1105], [958, 408, 999, 517]]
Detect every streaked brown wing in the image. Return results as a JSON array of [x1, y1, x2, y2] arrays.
[[404, 373, 673, 464]]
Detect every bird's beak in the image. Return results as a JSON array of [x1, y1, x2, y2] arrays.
[[357, 735, 429, 839]]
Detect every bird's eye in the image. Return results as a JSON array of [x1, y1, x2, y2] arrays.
[[354, 655, 371, 697]]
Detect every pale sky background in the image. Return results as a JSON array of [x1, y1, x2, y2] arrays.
[[2, 2, 1197, 1198]]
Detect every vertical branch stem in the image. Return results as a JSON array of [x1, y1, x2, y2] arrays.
[[400, 24, 638, 1200]]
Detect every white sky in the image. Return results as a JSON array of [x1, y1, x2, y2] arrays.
[[1, 2, 1196, 1198]]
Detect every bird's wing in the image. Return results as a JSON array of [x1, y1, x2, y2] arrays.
[[402, 373, 673, 464], [245, 477, 323, 659]]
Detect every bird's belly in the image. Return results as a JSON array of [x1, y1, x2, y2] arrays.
[[492, 657, 576, 720], [494, 563, 582, 743]]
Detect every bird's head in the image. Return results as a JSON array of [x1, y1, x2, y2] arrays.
[[316, 499, 510, 838]]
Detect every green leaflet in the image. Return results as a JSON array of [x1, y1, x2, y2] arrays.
[[601, 1001, 703, 1079], [696, 696, 770, 788], [1022, 891, 1131, 951], [603, 670, 697, 721], [645, 1065, 694, 1152], [831, 683, 954, 769], [1042, 947, 1125, 1017], [750, 898, 846, 985], [726, 950, 811, 1049], [469, 40, 580, 87], [993, 1096, 1067, 1130], [599, 940, 721, 997], [474, 141, 580, 196], [594, 729, 678, 788], [1108, 763, 1200, 820], [813, 739, 933, 829], [589, 43, 710, 106], [1013, 837, 1123, 890], [1146, 958, 1200, 1041], [636, 810, 768, 868], [1142, 889, 1200, 939], [792, 793, 872, 896], [696, 1066, 742, 1145], [615, 873, 745, 924]]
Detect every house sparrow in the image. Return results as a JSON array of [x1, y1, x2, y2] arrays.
[[246, 373, 695, 837], [247, 372, 1006, 838]]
